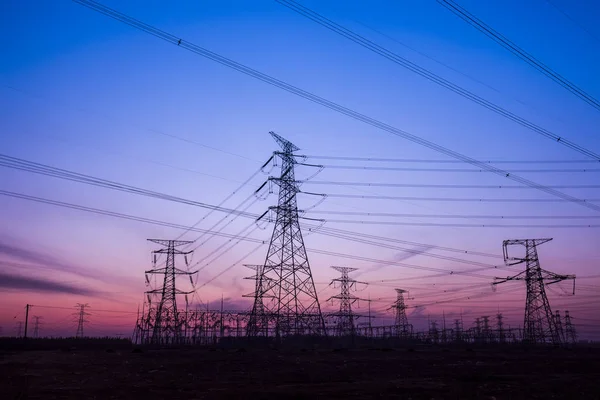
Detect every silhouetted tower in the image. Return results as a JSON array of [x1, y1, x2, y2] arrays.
[[145, 239, 195, 344], [243, 264, 270, 336], [474, 317, 482, 342], [248, 132, 326, 338], [554, 310, 565, 343], [327, 266, 365, 336], [16, 321, 23, 338], [454, 319, 463, 342], [493, 238, 575, 344], [496, 313, 505, 343], [482, 315, 491, 342], [564, 310, 577, 343], [429, 320, 439, 343], [75, 303, 90, 338], [33, 316, 42, 338], [391, 289, 412, 337]]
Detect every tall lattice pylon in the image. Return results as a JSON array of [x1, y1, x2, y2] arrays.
[[33, 316, 42, 338], [145, 239, 195, 344], [75, 303, 90, 338], [243, 264, 270, 336], [327, 266, 364, 336], [564, 310, 577, 343], [554, 310, 565, 343], [248, 132, 326, 338], [391, 289, 412, 337], [493, 238, 575, 344]]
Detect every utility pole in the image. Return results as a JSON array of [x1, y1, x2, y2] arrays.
[[248, 132, 326, 339], [23, 304, 30, 339], [391, 289, 412, 338], [75, 303, 90, 338], [33, 316, 42, 338], [327, 266, 365, 336], [145, 239, 196, 345], [493, 238, 575, 344]]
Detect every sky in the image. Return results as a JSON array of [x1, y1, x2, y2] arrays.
[[0, 0, 599, 339]]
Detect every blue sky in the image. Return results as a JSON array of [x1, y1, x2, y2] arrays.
[[1, 0, 599, 338]]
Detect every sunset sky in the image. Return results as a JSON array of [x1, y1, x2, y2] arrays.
[[1, 0, 599, 339]]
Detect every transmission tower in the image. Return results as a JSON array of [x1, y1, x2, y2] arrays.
[[145, 239, 195, 345], [454, 319, 463, 342], [391, 289, 412, 337], [33, 316, 42, 338], [555, 310, 567, 343], [75, 303, 90, 338], [564, 310, 577, 343], [243, 264, 270, 336], [327, 266, 366, 336], [16, 321, 23, 338], [496, 312, 505, 343], [493, 238, 575, 344], [248, 132, 326, 338]]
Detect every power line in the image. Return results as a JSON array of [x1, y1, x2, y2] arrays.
[[70, 0, 600, 213], [302, 180, 600, 190], [2, 84, 257, 162], [0, 187, 509, 264], [311, 164, 600, 173], [0, 154, 260, 218], [276, 0, 600, 158], [302, 155, 599, 164], [437, 0, 600, 111], [308, 218, 600, 228], [306, 210, 600, 220], [0, 189, 265, 244], [312, 192, 600, 203], [545, 0, 600, 44]]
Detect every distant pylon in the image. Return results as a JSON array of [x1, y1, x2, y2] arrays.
[[248, 132, 326, 338], [33, 316, 42, 338], [493, 238, 575, 344], [75, 303, 90, 338], [496, 312, 505, 343], [243, 264, 270, 336], [454, 319, 463, 342], [429, 320, 439, 343], [327, 266, 365, 336], [554, 310, 565, 343], [482, 315, 491, 343], [145, 239, 195, 345], [16, 321, 23, 338], [564, 310, 577, 343], [391, 289, 412, 337]]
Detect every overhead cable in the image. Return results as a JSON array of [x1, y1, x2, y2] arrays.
[[70, 0, 600, 212], [437, 0, 600, 112]]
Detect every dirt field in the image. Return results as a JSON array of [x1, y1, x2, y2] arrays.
[[2, 345, 600, 399]]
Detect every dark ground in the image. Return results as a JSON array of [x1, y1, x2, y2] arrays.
[[2, 344, 600, 399]]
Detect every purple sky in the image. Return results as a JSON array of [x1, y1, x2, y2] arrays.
[[1, 0, 599, 339]]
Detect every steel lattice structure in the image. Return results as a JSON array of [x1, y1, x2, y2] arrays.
[[493, 238, 575, 344], [144, 239, 195, 344], [391, 289, 412, 337], [248, 132, 326, 338], [75, 303, 90, 338], [327, 266, 364, 336], [564, 310, 577, 343], [243, 264, 269, 337], [32, 316, 42, 338]]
